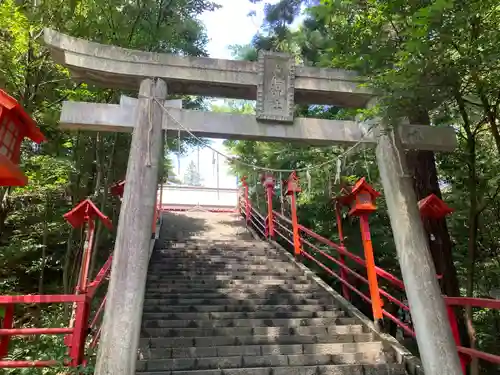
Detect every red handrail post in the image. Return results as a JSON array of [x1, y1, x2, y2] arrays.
[[338, 178, 383, 327], [335, 201, 350, 300], [79, 218, 95, 293], [241, 176, 250, 224], [290, 193, 301, 256], [0, 304, 14, 358], [159, 180, 164, 211], [237, 185, 241, 214], [286, 172, 302, 256], [68, 298, 90, 367], [262, 174, 275, 238], [359, 214, 384, 327], [446, 303, 467, 374], [152, 194, 159, 234]]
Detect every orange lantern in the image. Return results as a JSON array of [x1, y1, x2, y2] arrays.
[[0, 90, 45, 186], [338, 177, 380, 217], [64, 198, 113, 230], [261, 173, 275, 188], [110, 180, 126, 198], [418, 193, 453, 219], [285, 171, 301, 195]]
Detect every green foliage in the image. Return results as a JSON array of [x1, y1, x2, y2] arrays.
[[0, 0, 218, 372], [183, 160, 203, 186], [233, 0, 500, 371]]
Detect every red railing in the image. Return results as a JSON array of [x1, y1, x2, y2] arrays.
[[0, 194, 118, 369], [0, 254, 112, 368], [238, 185, 500, 372]]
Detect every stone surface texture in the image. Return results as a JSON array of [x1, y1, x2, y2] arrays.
[[135, 211, 410, 375], [256, 51, 295, 123], [59, 100, 457, 151], [43, 28, 372, 108]]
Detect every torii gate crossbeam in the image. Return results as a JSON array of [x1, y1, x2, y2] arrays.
[[43, 28, 462, 375]]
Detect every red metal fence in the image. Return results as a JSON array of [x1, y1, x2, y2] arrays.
[[0, 182, 162, 370], [238, 176, 500, 373]]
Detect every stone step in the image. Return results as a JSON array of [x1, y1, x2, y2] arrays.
[[141, 225, 405, 375], [147, 270, 303, 277], [149, 263, 301, 275], [146, 279, 312, 286], [145, 284, 322, 294], [144, 292, 331, 301], [141, 310, 343, 321], [142, 317, 356, 329], [140, 324, 366, 338], [155, 242, 269, 247], [146, 275, 310, 282], [142, 304, 338, 314], [139, 333, 377, 349], [150, 256, 289, 262], [148, 268, 300, 274], [149, 260, 291, 266], [138, 342, 382, 360], [153, 247, 276, 251], [152, 252, 276, 259], [150, 259, 288, 263], [150, 256, 285, 262], [147, 272, 303, 279], [145, 282, 313, 289], [137, 363, 406, 375], [136, 351, 386, 372], [142, 297, 334, 307]]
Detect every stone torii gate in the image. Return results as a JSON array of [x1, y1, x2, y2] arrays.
[[43, 29, 462, 375]]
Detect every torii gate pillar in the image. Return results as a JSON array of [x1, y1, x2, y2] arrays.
[[95, 78, 166, 375], [376, 127, 462, 375]]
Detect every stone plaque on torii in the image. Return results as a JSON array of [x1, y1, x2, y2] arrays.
[[43, 28, 462, 375]]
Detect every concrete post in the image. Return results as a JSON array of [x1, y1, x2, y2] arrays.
[[375, 125, 462, 375], [95, 78, 166, 375]]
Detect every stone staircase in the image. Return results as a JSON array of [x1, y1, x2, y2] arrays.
[[136, 211, 408, 375]]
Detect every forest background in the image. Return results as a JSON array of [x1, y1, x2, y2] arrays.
[[0, 0, 499, 374]]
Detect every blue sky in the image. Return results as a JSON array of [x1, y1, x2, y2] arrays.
[[172, 0, 276, 188]]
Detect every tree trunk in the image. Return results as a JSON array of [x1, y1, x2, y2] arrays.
[[465, 130, 479, 375], [90, 133, 118, 278], [405, 111, 460, 292], [405, 149, 461, 297], [405, 110, 469, 347], [38, 196, 50, 295], [0, 187, 11, 238]]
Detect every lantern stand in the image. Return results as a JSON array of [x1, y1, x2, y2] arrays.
[[332, 197, 350, 301], [237, 177, 242, 214], [110, 180, 125, 200], [63, 198, 113, 366], [0, 305, 14, 360], [279, 172, 285, 216], [0, 90, 45, 186], [241, 176, 250, 225], [418, 194, 467, 375], [286, 171, 302, 256], [261, 173, 275, 238], [338, 177, 383, 330]]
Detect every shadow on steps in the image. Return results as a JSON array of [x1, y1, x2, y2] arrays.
[[139, 211, 408, 375]]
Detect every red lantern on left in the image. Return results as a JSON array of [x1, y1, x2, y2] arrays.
[[0, 90, 45, 186]]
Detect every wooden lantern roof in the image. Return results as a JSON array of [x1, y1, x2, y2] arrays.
[[335, 178, 379, 205], [64, 198, 113, 230], [110, 179, 126, 198], [351, 177, 380, 198], [418, 194, 453, 219], [0, 90, 45, 144]]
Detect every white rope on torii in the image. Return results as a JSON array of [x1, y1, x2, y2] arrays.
[[153, 98, 376, 176]]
